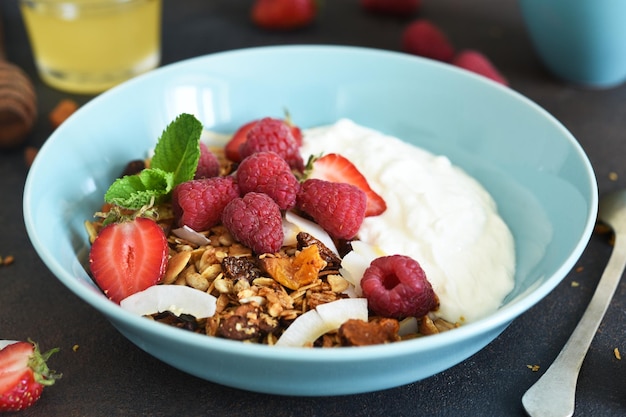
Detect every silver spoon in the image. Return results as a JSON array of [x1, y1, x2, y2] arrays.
[[522, 190, 626, 417]]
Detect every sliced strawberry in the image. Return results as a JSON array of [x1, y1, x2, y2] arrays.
[[88, 217, 168, 304], [309, 153, 387, 217], [0, 341, 60, 412], [225, 120, 257, 162]]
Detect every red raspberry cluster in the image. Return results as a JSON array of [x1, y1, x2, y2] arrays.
[[172, 117, 368, 254]]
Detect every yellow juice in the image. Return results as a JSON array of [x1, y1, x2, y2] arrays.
[[20, 0, 162, 94]]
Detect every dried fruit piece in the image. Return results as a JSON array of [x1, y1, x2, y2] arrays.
[[338, 317, 400, 346], [260, 245, 327, 290]]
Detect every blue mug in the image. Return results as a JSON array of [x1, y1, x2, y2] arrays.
[[519, 0, 626, 88]]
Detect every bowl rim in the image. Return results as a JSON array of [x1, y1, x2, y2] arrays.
[[23, 44, 599, 361]]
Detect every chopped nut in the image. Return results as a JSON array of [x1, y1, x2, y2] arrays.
[[326, 274, 349, 293], [163, 250, 192, 284], [49, 98, 79, 128]]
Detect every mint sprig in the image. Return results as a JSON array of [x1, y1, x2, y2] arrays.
[[103, 113, 202, 209], [150, 113, 203, 185]]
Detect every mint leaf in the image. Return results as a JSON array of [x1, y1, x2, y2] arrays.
[[150, 113, 202, 186], [104, 168, 175, 209]]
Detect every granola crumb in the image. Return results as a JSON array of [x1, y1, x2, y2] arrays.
[[527, 364, 540, 372], [72, 344, 80, 352], [609, 172, 618, 181], [571, 281, 580, 287], [614, 347, 621, 360], [1, 255, 14, 266], [575, 266, 584, 273]]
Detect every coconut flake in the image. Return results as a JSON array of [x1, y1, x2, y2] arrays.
[[340, 241, 385, 296], [284, 210, 338, 255], [120, 285, 217, 318], [172, 226, 211, 246], [398, 317, 419, 337], [0, 340, 18, 350], [275, 298, 368, 347]]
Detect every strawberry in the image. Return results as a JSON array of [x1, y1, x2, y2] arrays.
[[225, 117, 303, 163], [89, 217, 168, 304], [452, 50, 508, 86], [361, 0, 420, 16], [0, 340, 60, 412], [401, 19, 455, 62], [251, 0, 317, 31], [308, 153, 386, 217], [225, 120, 256, 163]]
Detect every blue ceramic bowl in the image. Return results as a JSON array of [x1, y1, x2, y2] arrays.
[[23, 45, 597, 396]]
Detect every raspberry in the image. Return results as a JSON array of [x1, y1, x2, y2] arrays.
[[296, 179, 366, 240], [194, 142, 220, 179], [239, 117, 304, 172], [361, 255, 439, 319], [222, 192, 284, 254], [452, 50, 508, 85], [172, 176, 239, 231], [402, 19, 455, 62], [236, 151, 300, 210]]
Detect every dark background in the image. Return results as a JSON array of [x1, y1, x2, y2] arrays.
[[1, 0, 625, 415]]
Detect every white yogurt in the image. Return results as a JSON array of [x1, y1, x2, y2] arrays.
[[300, 119, 515, 323]]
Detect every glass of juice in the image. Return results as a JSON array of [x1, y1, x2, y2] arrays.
[[19, 0, 162, 94]]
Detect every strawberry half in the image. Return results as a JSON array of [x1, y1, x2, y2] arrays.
[[225, 120, 256, 163], [89, 217, 168, 304], [0, 340, 60, 412], [309, 153, 387, 217]]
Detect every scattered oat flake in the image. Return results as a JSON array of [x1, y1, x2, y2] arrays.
[[527, 364, 540, 372], [72, 344, 80, 352], [609, 172, 618, 181], [614, 347, 621, 360], [571, 281, 580, 287]]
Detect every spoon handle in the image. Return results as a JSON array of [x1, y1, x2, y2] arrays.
[[522, 233, 626, 417]]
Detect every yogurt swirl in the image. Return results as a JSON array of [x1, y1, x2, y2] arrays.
[[300, 119, 515, 323]]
